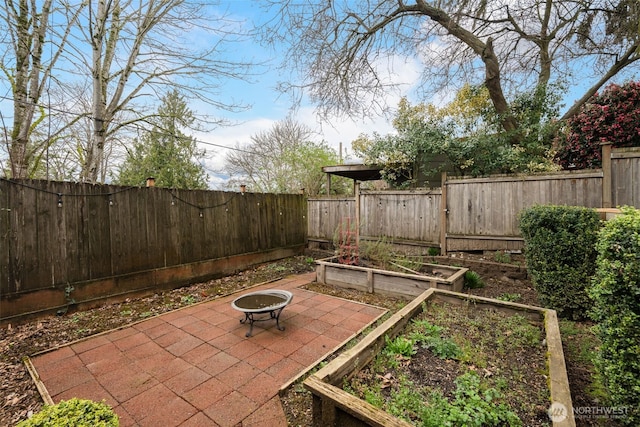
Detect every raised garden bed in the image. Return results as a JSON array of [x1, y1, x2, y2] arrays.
[[315, 257, 468, 298], [304, 288, 575, 427]]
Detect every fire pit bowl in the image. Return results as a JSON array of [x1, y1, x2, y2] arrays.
[[231, 289, 293, 337]]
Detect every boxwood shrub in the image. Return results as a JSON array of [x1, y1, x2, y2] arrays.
[[590, 207, 640, 425], [16, 398, 118, 427], [518, 205, 600, 319]]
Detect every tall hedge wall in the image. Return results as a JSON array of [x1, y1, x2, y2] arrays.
[[519, 205, 601, 320], [590, 207, 640, 425]]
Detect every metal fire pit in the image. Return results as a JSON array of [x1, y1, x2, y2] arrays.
[[231, 289, 293, 337]]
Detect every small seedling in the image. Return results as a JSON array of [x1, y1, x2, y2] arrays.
[[497, 293, 521, 302], [493, 251, 512, 263], [384, 336, 416, 358], [180, 295, 196, 304], [428, 247, 440, 256]]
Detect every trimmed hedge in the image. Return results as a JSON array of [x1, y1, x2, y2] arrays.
[[16, 398, 118, 427], [518, 205, 600, 319], [590, 207, 640, 425]]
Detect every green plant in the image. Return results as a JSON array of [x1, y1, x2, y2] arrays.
[[384, 335, 416, 358], [464, 270, 485, 289], [408, 318, 462, 360], [497, 293, 521, 302], [356, 238, 386, 265], [180, 295, 197, 304], [493, 251, 512, 263], [391, 255, 423, 273], [421, 372, 522, 427], [364, 387, 385, 408], [428, 247, 441, 256], [16, 398, 119, 427], [589, 207, 640, 425], [519, 205, 600, 319], [387, 376, 426, 421], [410, 318, 443, 337], [422, 336, 463, 360], [56, 283, 76, 316]]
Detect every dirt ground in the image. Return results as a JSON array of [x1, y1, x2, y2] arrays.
[[0, 249, 606, 426]]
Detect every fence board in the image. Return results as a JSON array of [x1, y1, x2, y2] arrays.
[[34, 183, 55, 287], [446, 171, 603, 239], [1, 180, 306, 301], [309, 157, 635, 253], [612, 149, 640, 207], [0, 182, 9, 292]]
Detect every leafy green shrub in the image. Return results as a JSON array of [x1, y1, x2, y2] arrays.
[[589, 207, 640, 425], [17, 398, 119, 427], [519, 205, 600, 319], [408, 319, 462, 360]]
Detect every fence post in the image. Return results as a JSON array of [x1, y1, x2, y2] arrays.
[[601, 142, 612, 208], [326, 173, 331, 196], [355, 181, 360, 248], [440, 172, 448, 255]]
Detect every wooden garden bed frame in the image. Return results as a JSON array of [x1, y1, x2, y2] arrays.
[[315, 257, 468, 298], [304, 288, 575, 427]]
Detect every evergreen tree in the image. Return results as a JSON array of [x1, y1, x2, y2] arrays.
[[116, 90, 208, 189]]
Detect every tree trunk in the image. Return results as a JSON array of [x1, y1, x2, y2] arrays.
[[414, 4, 518, 135], [8, 0, 52, 178], [85, 0, 110, 183]]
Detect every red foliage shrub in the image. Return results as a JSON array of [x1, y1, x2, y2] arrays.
[[555, 81, 640, 169]]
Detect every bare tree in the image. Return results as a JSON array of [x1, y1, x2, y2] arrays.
[[45, 82, 126, 182], [224, 117, 343, 195], [79, 0, 254, 183], [265, 0, 640, 134], [1, 0, 255, 182], [0, 0, 83, 178]]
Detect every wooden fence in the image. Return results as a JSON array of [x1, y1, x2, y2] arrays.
[[612, 147, 640, 207], [308, 191, 442, 248], [445, 170, 603, 251], [1, 179, 306, 322], [308, 147, 640, 253]]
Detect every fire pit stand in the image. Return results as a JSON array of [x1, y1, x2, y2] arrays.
[[231, 290, 293, 337]]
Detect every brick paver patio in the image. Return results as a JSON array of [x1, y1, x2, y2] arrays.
[[28, 272, 386, 426]]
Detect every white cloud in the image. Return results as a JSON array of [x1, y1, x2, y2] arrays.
[[197, 51, 423, 189]]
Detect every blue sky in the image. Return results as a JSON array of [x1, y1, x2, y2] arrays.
[[195, 1, 604, 189], [2, 1, 635, 189], [194, 1, 416, 188]]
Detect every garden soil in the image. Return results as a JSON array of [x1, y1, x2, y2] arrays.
[[1, 250, 608, 426]]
